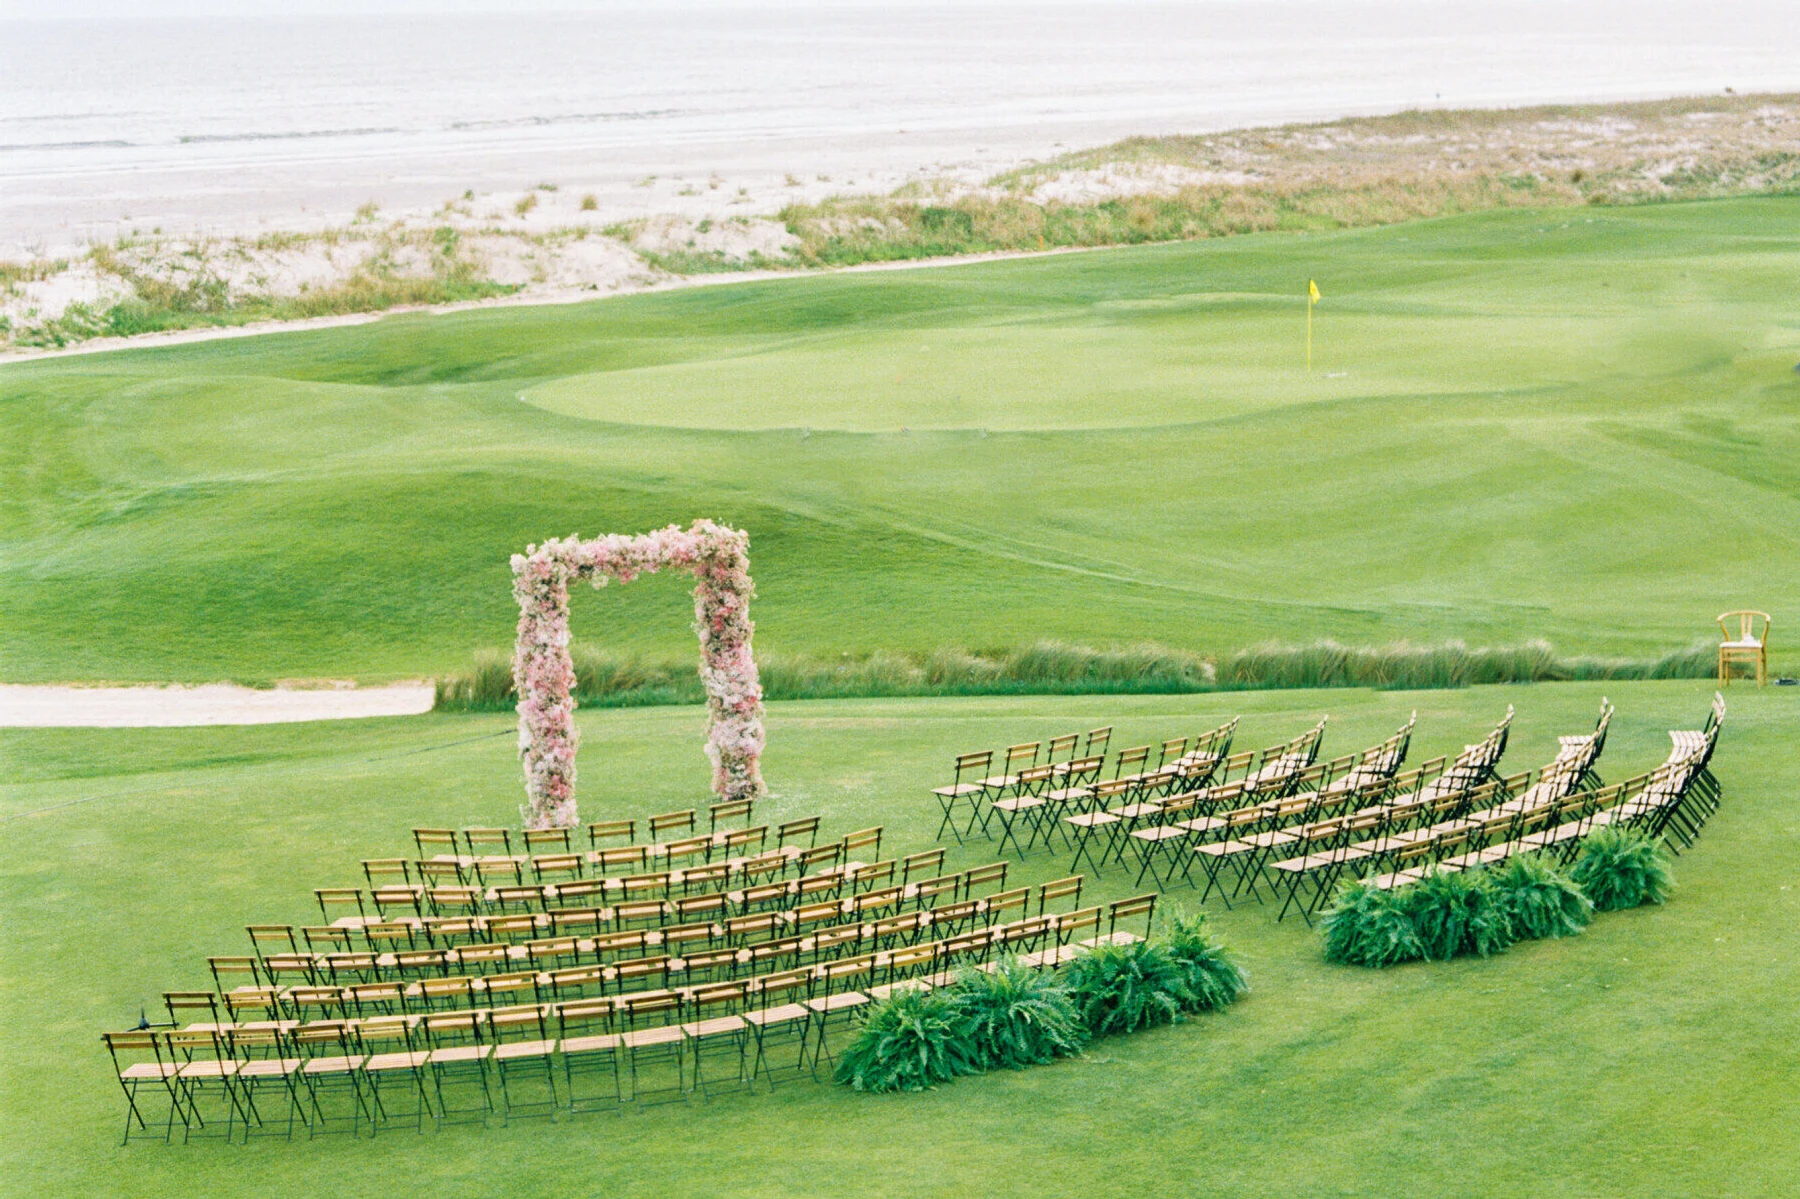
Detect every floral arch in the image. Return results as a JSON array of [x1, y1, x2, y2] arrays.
[[511, 520, 766, 829]]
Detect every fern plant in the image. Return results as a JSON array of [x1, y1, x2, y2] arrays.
[[1061, 940, 1192, 1035], [1489, 852, 1593, 940], [1408, 868, 1515, 960], [833, 988, 981, 1093], [1320, 879, 1425, 967], [1571, 826, 1674, 912], [947, 958, 1088, 1070], [1158, 908, 1249, 1011]]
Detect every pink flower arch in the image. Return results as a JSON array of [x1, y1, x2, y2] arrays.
[[510, 520, 766, 829]]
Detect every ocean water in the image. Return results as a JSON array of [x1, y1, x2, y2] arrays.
[[1, 1, 1796, 248]]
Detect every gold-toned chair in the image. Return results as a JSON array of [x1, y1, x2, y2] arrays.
[[1717, 610, 1770, 686]]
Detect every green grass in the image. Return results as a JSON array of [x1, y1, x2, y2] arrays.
[[4, 195, 1798, 686], [3, 680, 1797, 1196]]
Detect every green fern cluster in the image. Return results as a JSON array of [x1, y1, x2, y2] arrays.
[[1322, 832, 1672, 969]]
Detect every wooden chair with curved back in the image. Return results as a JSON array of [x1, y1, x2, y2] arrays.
[[1717, 610, 1770, 686]]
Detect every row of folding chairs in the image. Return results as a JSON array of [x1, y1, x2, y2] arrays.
[[186, 876, 1092, 1028], [935, 720, 1249, 843], [108, 901, 1157, 1143], [331, 827, 885, 922], [214, 861, 1040, 997], [408, 798, 764, 862]]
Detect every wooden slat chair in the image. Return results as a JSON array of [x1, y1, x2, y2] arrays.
[[1064, 778, 1131, 876], [163, 1027, 250, 1143], [778, 815, 821, 849], [556, 999, 623, 1112], [901, 847, 946, 887], [990, 763, 1056, 858], [1082, 726, 1114, 761], [594, 844, 649, 875], [412, 828, 459, 862], [357, 1016, 433, 1134], [304, 925, 354, 953], [102, 1030, 182, 1144], [1037, 874, 1084, 916], [1718, 610, 1771, 686], [488, 1003, 560, 1120], [314, 888, 366, 925], [1107, 894, 1157, 942], [972, 743, 1041, 839], [744, 967, 817, 1085], [209, 955, 262, 994], [682, 982, 752, 1098], [586, 819, 636, 851], [461, 827, 514, 861], [226, 1026, 306, 1142], [933, 750, 994, 844], [618, 990, 686, 1103], [841, 826, 883, 865], [798, 842, 845, 875], [415, 858, 466, 889], [649, 810, 697, 843], [346, 981, 408, 1018], [422, 1010, 494, 1126], [1110, 744, 1153, 787], [293, 1021, 371, 1139], [709, 798, 754, 832], [1039, 754, 1105, 842], [522, 827, 571, 855]]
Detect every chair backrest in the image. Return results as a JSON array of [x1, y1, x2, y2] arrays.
[[710, 798, 754, 830], [587, 819, 636, 848], [1084, 727, 1113, 757], [524, 827, 571, 854], [903, 847, 946, 883], [1003, 742, 1041, 771], [1114, 746, 1151, 778], [962, 861, 1009, 893], [1108, 893, 1157, 936], [650, 809, 696, 839], [1047, 733, 1080, 762], [778, 815, 820, 847], [1718, 610, 1771, 646], [463, 827, 513, 855], [1037, 875, 1084, 913], [840, 826, 883, 859], [413, 828, 457, 857]]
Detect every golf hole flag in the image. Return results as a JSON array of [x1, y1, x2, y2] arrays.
[[1307, 279, 1320, 370]]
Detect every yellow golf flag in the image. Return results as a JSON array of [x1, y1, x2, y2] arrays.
[[1306, 280, 1320, 370]]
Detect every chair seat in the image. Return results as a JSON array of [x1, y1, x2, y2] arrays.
[[805, 991, 868, 1014], [932, 784, 983, 798], [991, 797, 1044, 813], [365, 1050, 432, 1071], [560, 1033, 622, 1054], [121, 1062, 181, 1081], [682, 1016, 747, 1038], [978, 775, 1019, 789], [1064, 812, 1118, 828], [428, 1045, 493, 1063], [303, 1055, 366, 1074], [1130, 826, 1189, 843], [620, 1026, 684, 1049], [744, 1002, 813, 1027], [1044, 787, 1092, 801], [493, 1040, 558, 1061], [237, 1057, 303, 1078], [1721, 638, 1763, 649]]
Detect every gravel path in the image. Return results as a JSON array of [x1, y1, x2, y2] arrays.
[[0, 683, 437, 728]]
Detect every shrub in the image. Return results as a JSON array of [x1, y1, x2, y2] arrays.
[[1488, 853, 1593, 940], [833, 988, 980, 1093], [1407, 868, 1516, 960], [1320, 879, 1425, 967], [946, 959, 1087, 1070], [1061, 940, 1191, 1035], [1159, 908, 1249, 1012], [1571, 827, 1674, 912]]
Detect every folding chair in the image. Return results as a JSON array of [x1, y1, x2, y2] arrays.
[[744, 968, 817, 1086], [1065, 779, 1129, 876], [1037, 874, 1084, 915], [524, 827, 572, 855], [557, 998, 624, 1113], [412, 827, 459, 862], [649, 809, 697, 842], [293, 1021, 370, 1139], [463, 827, 515, 858], [227, 1025, 305, 1143], [422, 1010, 494, 1126], [933, 750, 993, 843], [102, 1030, 182, 1144], [358, 1017, 433, 1134], [163, 1028, 250, 1144], [806, 955, 875, 1069], [490, 1004, 560, 1120], [991, 764, 1053, 858], [618, 990, 686, 1103], [902, 847, 946, 886], [841, 826, 884, 865], [315, 888, 366, 924], [778, 815, 821, 849], [1107, 894, 1157, 942], [209, 955, 262, 994], [587, 818, 636, 850], [709, 798, 754, 832], [683, 982, 751, 1098]]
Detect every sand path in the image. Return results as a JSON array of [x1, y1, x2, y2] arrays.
[[0, 683, 437, 728]]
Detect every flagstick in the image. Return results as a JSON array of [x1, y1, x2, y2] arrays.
[[1307, 295, 1313, 373]]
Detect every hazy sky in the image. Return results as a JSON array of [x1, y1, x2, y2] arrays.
[[7, 0, 1094, 16]]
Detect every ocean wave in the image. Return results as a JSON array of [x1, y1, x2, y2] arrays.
[[447, 109, 684, 131], [0, 139, 136, 152], [177, 127, 403, 144]]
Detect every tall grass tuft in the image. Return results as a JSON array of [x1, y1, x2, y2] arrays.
[[1158, 907, 1249, 1012], [1488, 853, 1594, 940], [832, 988, 982, 1093], [1407, 869, 1516, 961], [947, 958, 1088, 1070], [1061, 940, 1191, 1035], [1320, 879, 1425, 967], [1570, 827, 1675, 912], [434, 638, 1713, 711]]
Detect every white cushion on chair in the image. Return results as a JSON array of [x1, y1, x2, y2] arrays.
[[1721, 638, 1763, 648]]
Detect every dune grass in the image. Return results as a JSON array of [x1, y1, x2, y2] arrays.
[[434, 639, 1714, 710], [2, 195, 1796, 686], [3, 680, 1797, 1196]]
